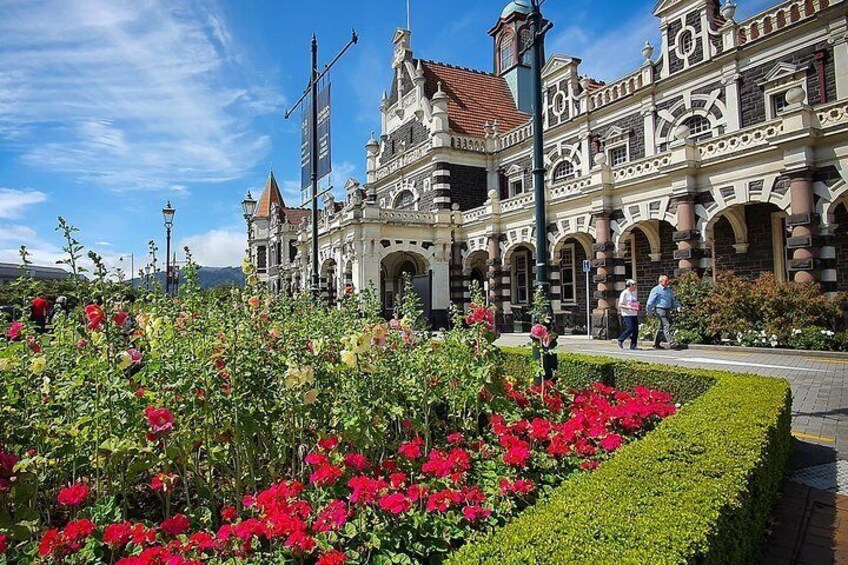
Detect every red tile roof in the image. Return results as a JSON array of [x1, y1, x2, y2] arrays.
[[421, 61, 529, 136], [283, 209, 310, 225], [255, 171, 284, 217]]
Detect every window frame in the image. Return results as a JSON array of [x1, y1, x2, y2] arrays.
[[519, 27, 533, 66], [510, 179, 524, 197], [559, 243, 577, 304], [499, 32, 516, 73], [552, 160, 576, 182], [512, 249, 531, 305], [685, 114, 713, 141], [607, 144, 629, 166], [393, 189, 416, 210]]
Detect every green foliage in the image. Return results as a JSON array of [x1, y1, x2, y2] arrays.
[[449, 351, 791, 565], [671, 272, 847, 349]]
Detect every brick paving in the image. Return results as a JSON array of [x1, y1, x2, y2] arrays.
[[494, 334, 848, 563]]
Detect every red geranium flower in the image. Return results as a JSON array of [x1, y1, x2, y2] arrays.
[[398, 437, 424, 460], [317, 436, 339, 451], [84, 304, 106, 331], [462, 505, 492, 522], [160, 513, 190, 537], [145, 406, 175, 434], [0, 533, 8, 555], [57, 482, 89, 507], [343, 453, 368, 471], [309, 463, 343, 487], [103, 522, 133, 549], [378, 492, 411, 515], [220, 505, 237, 522], [312, 500, 348, 533], [316, 550, 349, 565]]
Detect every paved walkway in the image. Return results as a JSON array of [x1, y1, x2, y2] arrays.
[[494, 334, 848, 563]]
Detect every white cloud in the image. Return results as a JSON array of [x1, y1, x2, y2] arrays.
[[180, 229, 245, 267], [0, 0, 283, 192], [0, 224, 37, 243], [0, 188, 48, 219]]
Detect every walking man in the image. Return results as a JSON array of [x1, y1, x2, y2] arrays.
[[646, 274, 680, 350], [30, 293, 49, 334]]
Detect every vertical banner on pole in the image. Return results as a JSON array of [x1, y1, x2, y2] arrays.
[[300, 85, 332, 205], [583, 259, 591, 336]]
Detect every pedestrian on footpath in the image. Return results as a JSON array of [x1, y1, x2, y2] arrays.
[[30, 293, 49, 334], [646, 274, 680, 350], [617, 279, 641, 350]]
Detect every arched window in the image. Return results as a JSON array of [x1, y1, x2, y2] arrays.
[[553, 161, 575, 181], [393, 190, 415, 209], [685, 115, 712, 140], [520, 28, 533, 65], [499, 33, 515, 73]]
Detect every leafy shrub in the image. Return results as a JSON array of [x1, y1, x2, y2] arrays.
[[667, 271, 847, 350], [449, 352, 792, 565], [786, 327, 838, 350]]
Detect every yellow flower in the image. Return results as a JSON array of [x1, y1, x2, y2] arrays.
[[311, 339, 324, 356], [30, 356, 47, 375], [284, 365, 315, 389], [0, 358, 13, 372], [304, 389, 318, 405], [91, 331, 105, 346], [242, 255, 256, 275], [340, 350, 357, 368], [40, 376, 51, 395], [117, 351, 133, 370]]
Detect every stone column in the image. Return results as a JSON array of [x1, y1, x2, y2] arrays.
[[449, 241, 465, 309], [432, 163, 451, 210], [487, 234, 503, 330], [591, 213, 619, 340], [786, 172, 819, 283], [673, 197, 702, 276]]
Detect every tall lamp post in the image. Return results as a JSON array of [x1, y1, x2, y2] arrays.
[[241, 190, 257, 260], [162, 201, 175, 294]]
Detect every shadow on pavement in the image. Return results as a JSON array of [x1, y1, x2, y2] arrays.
[[760, 439, 842, 564]]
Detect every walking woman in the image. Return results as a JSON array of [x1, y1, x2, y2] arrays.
[[617, 279, 640, 350]]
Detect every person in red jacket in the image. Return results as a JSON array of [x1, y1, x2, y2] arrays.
[[30, 293, 49, 333]]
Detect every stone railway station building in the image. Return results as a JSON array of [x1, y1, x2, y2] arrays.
[[249, 0, 848, 337]]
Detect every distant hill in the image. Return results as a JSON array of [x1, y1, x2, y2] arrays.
[[132, 266, 244, 289]]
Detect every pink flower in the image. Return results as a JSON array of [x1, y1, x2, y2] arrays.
[[0, 532, 8, 555], [112, 311, 129, 327], [144, 406, 174, 434], [6, 321, 23, 341], [530, 323, 552, 347], [160, 513, 190, 537], [581, 460, 600, 470], [151, 473, 179, 492], [57, 482, 89, 507], [447, 432, 465, 445]]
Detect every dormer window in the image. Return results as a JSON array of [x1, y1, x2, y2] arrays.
[[520, 28, 532, 65], [499, 33, 515, 73], [553, 161, 575, 181]]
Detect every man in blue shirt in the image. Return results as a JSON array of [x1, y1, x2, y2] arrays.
[[646, 274, 680, 349]]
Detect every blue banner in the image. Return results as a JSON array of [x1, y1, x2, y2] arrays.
[[301, 84, 332, 201]]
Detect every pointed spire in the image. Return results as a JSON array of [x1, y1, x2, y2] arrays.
[[254, 167, 284, 217]]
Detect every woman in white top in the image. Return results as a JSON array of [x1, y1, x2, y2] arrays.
[[617, 279, 640, 350]]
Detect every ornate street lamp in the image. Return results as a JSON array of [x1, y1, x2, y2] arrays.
[[162, 201, 175, 294], [241, 190, 257, 258]]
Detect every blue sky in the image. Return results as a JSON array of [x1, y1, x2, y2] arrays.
[[0, 0, 774, 270]]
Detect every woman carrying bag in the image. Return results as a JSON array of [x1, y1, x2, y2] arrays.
[[617, 279, 640, 350]]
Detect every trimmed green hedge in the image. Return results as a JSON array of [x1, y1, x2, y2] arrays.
[[451, 349, 792, 565]]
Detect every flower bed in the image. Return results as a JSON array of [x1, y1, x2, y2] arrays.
[[450, 349, 793, 564], [0, 264, 680, 564]]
